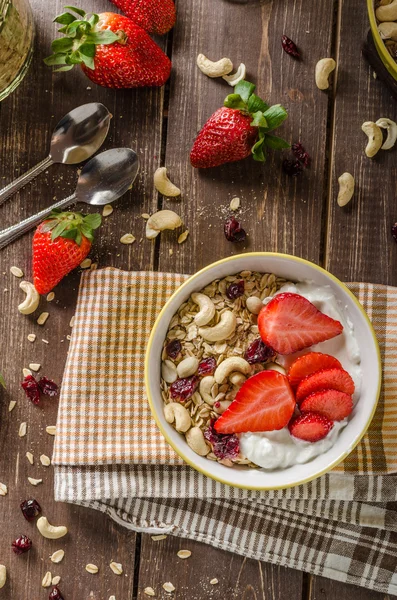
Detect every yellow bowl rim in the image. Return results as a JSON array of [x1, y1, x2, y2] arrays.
[[367, 0, 397, 78], [144, 252, 382, 491]]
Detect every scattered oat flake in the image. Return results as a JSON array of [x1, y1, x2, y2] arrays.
[[151, 534, 167, 541], [29, 363, 41, 372], [141, 213, 150, 219], [46, 426, 56, 436], [10, 266, 23, 277], [0, 482, 8, 496], [162, 582, 175, 593], [169, 248, 173, 256], [37, 312, 49, 325], [42, 339, 49, 344], [23, 368, 32, 377], [178, 230, 189, 244], [86, 564, 99, 574], [46, 292, 55, 302], [8, 400, 16, 412], [177, 550, 191, 559], [67, 335, 71, 341], [144, 588, 155, 597], [80, 258, 92, 269], [27, 333, 36, 342], [42, 571, 52, 588], [210, 578, 219, 585], [102, 204, 113, 217], [120, 233, 136, 244], [110, 561, 123, 575], [109, 596, 116, 600], [26, 452, 34, 465], [40, 454, 51, 467], [90, 262, 98, 271], [28, 477, 43, 486], [230, 197, 240, 211], [19, 422, 27, 437], [69, 316, 75, 327], [50, 550, 65, 564], [52, 575, 61, 585]]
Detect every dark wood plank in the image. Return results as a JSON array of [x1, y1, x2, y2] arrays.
[[137, 534, 303, 600], [309, 576, 393, 600], [0, 0, 165, 598]]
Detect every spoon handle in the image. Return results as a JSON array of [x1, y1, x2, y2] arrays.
[[0, 155, 54, 206], [0, 194, 76, 250]]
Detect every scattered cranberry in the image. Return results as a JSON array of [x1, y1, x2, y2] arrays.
[[392, 223, 397, 243], [49, 587, 64, 600], [226, 280, 245, 300], [198, 357, 217, 377], [38, 377, 59, 397], [21, 375, 40, 405], [281, 35, 300, 58], [170, 376, 199, 401], [224, 217, 247, 243], [245, 339, 276, 365], [292, 142, 310, 167], [12, 534, 32, 555], [166, 339, 182, 360], [20, 498, 42, 521], [214, 401, 221, 408], [282, 159, 303, 177], [204, 420, 240, 460]]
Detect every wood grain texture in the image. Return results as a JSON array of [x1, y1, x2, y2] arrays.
[[309, 576, 393, 600]]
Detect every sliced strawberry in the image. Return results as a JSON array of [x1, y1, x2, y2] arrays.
[[258, 293, 343, 355], [300, 389, 353, 421], [214, 371, 295, 434], [296, 368, 355, 404], [287, 352, 342, 388], [289, 412, 334, 442]]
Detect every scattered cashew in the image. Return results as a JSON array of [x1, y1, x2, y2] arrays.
[[264, 362, 287, 375], [361, 121, 383, 157], [376, 0, 397, 22], [214, 357, 251, 384], [0, 565, 5, 589], [185, 427, 210, 456], [161, 360, 177, 384], [378, 21, 397, 41], [223, 63, 246, 86], [177, 356, 199, 378], [315, 58, 336, 90], [146, 210, 182, 239], [37, 517, 68, 540], [192, 292, 216, 327], [376, 117, 397, 149], [199, 310, 237, 342], [164, 403, 191, 432], [18, 281, 40, 315], [229, 372, 247, 387], [246, 296, 263, 315], [337, 173, 355, 207], [196, 54, 233, 78], [154, 167, 181, 197], [199, 376, 216, 405]]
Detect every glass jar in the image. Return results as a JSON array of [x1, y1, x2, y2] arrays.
[[0, 0, 34, 101]]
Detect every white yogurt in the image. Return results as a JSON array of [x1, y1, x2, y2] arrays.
[[239, 281, 362, 470]]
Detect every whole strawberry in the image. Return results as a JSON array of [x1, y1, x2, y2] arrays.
[[33, 211, 101, 295], [190, 81, 289, 168], [110, 0, 176, 35], [44, 7, 171, 88]]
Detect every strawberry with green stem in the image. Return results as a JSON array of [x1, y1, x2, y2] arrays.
[[190, 80, 289, 169], [33, 210, 101, 296], [44, 6, 171, 88]]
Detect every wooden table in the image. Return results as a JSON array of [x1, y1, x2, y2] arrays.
[[1, 0, 396, 598]]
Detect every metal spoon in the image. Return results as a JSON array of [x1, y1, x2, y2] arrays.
[[0, 103, 111, 206], [0, 148, 139, 250]]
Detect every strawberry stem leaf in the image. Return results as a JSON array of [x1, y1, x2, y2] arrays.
[[43, 210, 102, 246], [0, 373, 6, 388]]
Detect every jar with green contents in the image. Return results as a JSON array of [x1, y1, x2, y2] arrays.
[[0, 0, 34, 101]]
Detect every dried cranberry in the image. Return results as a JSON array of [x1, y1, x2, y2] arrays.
[[12, 534, 32, 555], [21, 375, 40, 405], [281, 35, 300, 58], [38, 377, 59, 397], [166, 339, 182, 360], [20, 498, 42, 521], [392, 223, 397, 243], [198, 357, 217, 377], [226, 280, 245, 300], [204, 420, 240, 460], [170, 376, 199, 401], [245, 339, 276, 365], [282, 159, 303, 177], [49, 587, 64, 600], [224, 217, 247, 243], [292, 142, 310, 167]]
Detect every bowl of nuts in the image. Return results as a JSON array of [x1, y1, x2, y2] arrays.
[[145, 253, 381, 490], [368, 0, 397, 81]]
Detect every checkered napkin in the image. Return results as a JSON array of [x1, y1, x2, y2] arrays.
[[53, 268, 397, 595]]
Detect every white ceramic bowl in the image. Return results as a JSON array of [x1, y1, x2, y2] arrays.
[[145, 253, 381, 490]]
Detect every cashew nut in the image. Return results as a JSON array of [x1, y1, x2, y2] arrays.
[[146, 210, 182, 239], [223, 63, 246, 87], [214, 357, 251, 384], [229, 372, 247, 387], [376, 117, 397, 150], [199, 310, 237, 342], [18, 281, 40, 315], [361, 121, 383, 157], [378, 22, 397, 41], [196, 54, 233, 78], [0, 565, 6, 589], [264, 362, 287, 375], [213, 400, 232, 415], [199, 376, 216, 405], [37, 516, 68, 540], [376, 0, 397, 22], [164, 402, 191, 432], [154, 167, 181, 197], [315, 58, 336, 90], [177, 356, 199, 378], [162, 360, 178, 384], [185, 426, 210, 456], [192, 292, 216, 327], [337, 172, 355, 207], [246, 296, 263, 315]]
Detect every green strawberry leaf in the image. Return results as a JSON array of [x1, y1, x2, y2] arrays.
[[43, 53, 68, 66], [66, 20, 90, 36], [80, 53, 95, 70], [263, 134, 291, 150], [51, 220, 69, 241], [54, 12, 76, 25], [85, 31, 120, 45], [251, 137, 267, 162], [263, 104, 288, 131], [80, 43, 95, 57], [83, 213, 102, 229], [60, 229, 78, 241], [224, 94, 247, 110], [235, 80, 255, 103], [250, 111, 268, 128], [75, 230, 82, 246], [81, 224, 94, 241], [88, 14, 100, 28], [64, 5, 86, 17], [0, 373, 6, 388], [51, 37, 74, 53], [247, 94, 269, 114], [55, 65, 74, 72]]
